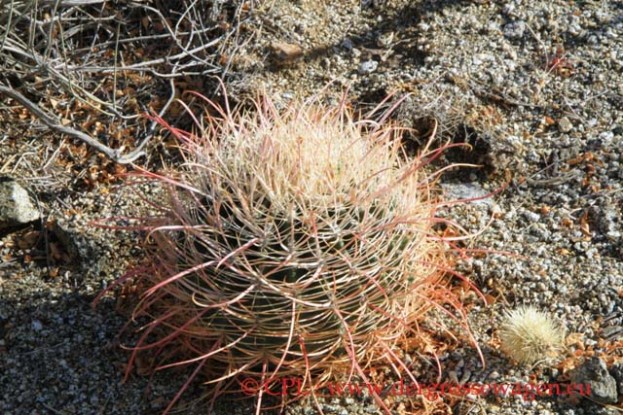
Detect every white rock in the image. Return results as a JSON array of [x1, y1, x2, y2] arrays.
[[358, 60, 378, 74], [558, 117, 573, 133], [0, 178, 40, 229]]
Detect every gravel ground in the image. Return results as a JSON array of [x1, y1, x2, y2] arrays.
[[1, 0, 622, 414]]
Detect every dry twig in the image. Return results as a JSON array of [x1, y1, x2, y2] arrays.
[[0, 85, 148, 163], [1, 0, 258, 165]]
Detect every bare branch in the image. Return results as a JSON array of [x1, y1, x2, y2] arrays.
[[0, 85, 148, 164], [1, 0, 259, 167]]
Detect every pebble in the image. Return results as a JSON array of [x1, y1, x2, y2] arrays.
[[31, 320, 42, 332], [270, 41, 303, 64], [341, 38, 354, 51], [523, 211, 541, 223], [570, 357, 618, 404], [503, 20, 526, 39], [0, 178, 40, 229], [558, 117, 574, 133], [441, 183, 492, 206], [609, 363, 623, 397], [358, 60, 378, 74], [488, 371, 500, 380]]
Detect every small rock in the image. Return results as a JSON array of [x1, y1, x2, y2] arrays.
[[31, 320, 42, 332], [523, 211, 541, 223], [601, 325, 623, 340], [0, 319, 6, 349], [47, 219, 80, 262], [376, 32, 394, 48], [570, 357, 618, 404], [503, 20, 526, 39], [341, 38, 354, 51], [358, 60, 378, 74], [441, 183, 492, 206], [0, 178, 40, 229], [610, 363, 623, 396], [558, 117, 573, 133], [460, 369, 471, 384], [473, 53, 495, 66], [448, 370, 459, 383], [502, 3, 515, 16], [488, 370, 500, 380], [589, 205, 621, 241], [417, 22, 430, 32], [270, 41, 303, 64]]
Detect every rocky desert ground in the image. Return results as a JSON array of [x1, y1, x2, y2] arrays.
[[1, 0, 622, 414]]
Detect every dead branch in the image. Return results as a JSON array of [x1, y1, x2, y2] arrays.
[[0, 85, 148, 164], [1, 0, 259, 168]]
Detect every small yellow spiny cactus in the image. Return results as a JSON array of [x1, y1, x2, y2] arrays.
[[498, 306, 565, 365]]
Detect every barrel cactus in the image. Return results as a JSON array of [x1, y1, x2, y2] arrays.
[[106, 92, 478, 413]]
